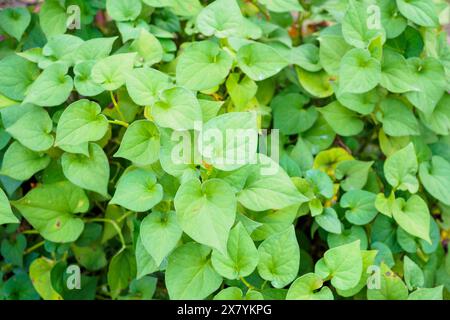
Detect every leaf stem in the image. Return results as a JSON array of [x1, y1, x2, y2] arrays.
[[24, 240, 45, 255], [109, 91, 126, 122], [85, 218, 126, 251], [240, 276, 256, 290], [117, 211, 135, 223], [260, 280, 268, 290], [21, 230, 39, 235], [108, 119, 129, 128], [144, 106, 154, 121]]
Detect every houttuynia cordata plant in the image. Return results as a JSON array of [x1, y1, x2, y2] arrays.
[[0, 0, 449, 301]]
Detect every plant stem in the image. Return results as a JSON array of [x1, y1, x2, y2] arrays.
[[85, 218, 126, 251], [117, 211, 134, 223], [24, 240, 45, 255], [108, 119, 129, 128], [240, 276, 256, 290], [260, 280, 268, 290], [144, 106, 154, 121], [110, 91, 126, 122], [21, 230, 39, 235]]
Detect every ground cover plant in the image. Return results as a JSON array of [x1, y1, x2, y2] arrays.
[[0, 0, 449, 301]]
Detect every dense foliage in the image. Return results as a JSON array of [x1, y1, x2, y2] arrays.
[[0, 0, 449, 300]]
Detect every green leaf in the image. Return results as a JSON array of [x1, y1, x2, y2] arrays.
[[0, 141, 51, 181], [24, 63, 73, 107], [74, 61, 104, 97], [211, 222, 258, 280], [342, 0, 385, 48], [301, 116, 336, 154], [72, 244, 108, 272], [237, 43, 288, 81], [131, 29, 163, 67], [61, 143, 110, 196], [106, 0, 142, 22], [146, 0, 202, 17], [13, 181, 88, 243], [319, 101, 364, 136], [257, 226, 300, 288], [0, 54, 39, 101], [335, 160, 373, 191], [55, 99, 109, 147], [42, 34, 84, 66], [396, 0, 439, 27], [419, 156, 450, 206], [214, 287, 263, 300], [174, 178, 236, 253], [199, 99, 224, 122], [384, 143, 418, 193], [196, 0, 244, 38], [249, 205, 298, 241], [237, 155, 308, 211], [318, 25, 352, 75], [107, 248, 137, 299], [0, 7, 31, 41], [140, 211, 182, 266], [1, 104, 54, 152], [92, 53, 137, 91], [317, 241, 363, 291], [290, 44, 322, 72], [114, 120, 160, 166], [420, 94, 450, 135], [305, 169, 334, 199], [39, 0, 67, 38], [135, 236, 158, 279], [336, 88, 380, 115], [1, 234, 26, 268], [339, 48, 381, 94], [405, 57, 446, 115], [121, 276, 158, 300], [327, 226, 368, 250], [152, 87, 203, 130], [315, 207, 342, 234], [380, 49, 417, 93], [403, 256, 424, 290], [296, 68, 334, 98], [200, 112, 258, 171], [177, 41, 233, 91], [286, 273, 333, 300], [408, 286, 443, 300], [0, 93, 19, 109], [272, 93, 317, 135], [73, 37, 118, 63], [367, 263, 408, 300], [341, 190, 377, 225], [377, 98, 420, 137], [166, 243, 222, 300], [379, 0, 407, 39], [371, 215, 401, 253], [226, 73, 257, 111], [126, 67, 172, 106], [392, 195, 431, 243], [336, 250, 377, 297], [0, 187, 18, 225], [29, 257, 62, 300], [110, 168, 163, 212], [258, 0, 302, 12]]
